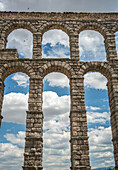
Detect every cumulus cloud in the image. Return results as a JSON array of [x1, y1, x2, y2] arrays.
[[42, 30, 69, 47], [2, 92, 28, 124], [12, 73, 29, 87], [0, 143, 24, 169], [7, 29, 33, 58], [2, 90, 70, 124], [0, 131, 25, 170], [1, 90, 115, 169], [84, 72, 107, 90], [42, 30, 70, 59], [42, 43, 70, 58], [42, 90, 70, 169], [1, 75, 114, 169], [43, 91, 70, 121], [88, 126, 115, 168], [86, 104, 115, 168], [4, 131, 25, 147], [79, 30, 106, 61], [86, 106, 101, 111], [43, 93, 70, 169], [87, 111, 110, 124], [43, 125, 70, 169], [1, 0, 118, 12], [0, 2, 5, 10], [44, 72, 69, 88], [1, 90, 70, 169]]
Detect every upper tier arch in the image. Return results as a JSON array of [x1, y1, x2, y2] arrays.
[[78, 22, 108, 39], [0, 61, 35, 81], [40, 23, 71, 37], [79, 62, 115, 80], [1, 21, 37, 48], [41, 61, 75, 79]]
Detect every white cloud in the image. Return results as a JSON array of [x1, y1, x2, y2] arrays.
[[44, 72, 69, 88], [0, 143, 23, 158], [12, 73, 29, 87], [79, 30, 106, 61], [87, 111, 110, 124], [7, 29, 33, 58], [4, 131, 25, 147], [88, 126, 115, 168], [42, 29, 69, 47], [42, 43, 70, 58], [42, 90, 70, 169], [2, 92, 28, 124], [86, 106, 101, 111], [2, 90, 70, 124], [0, 2, 5, 10], [84, 72, 107, 90], [1, 90, 70, 169], [1, 0, 118, 12], [0, 131, 25, 170], [43, 91, 70, 121], [43, 117, 70, 169]]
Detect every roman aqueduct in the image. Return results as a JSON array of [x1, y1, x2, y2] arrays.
[[0, 12, 118, 170]]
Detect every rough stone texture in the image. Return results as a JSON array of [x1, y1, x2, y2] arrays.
[[0, 12, 117, 170]]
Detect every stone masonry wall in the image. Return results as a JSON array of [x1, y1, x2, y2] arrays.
[[0, 12, 118, 170]]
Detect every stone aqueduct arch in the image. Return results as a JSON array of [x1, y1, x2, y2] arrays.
[[0, 12, 117, 170]]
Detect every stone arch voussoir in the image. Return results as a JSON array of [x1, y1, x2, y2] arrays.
[[40, 22, 71, 37], [1, 21, 37, 48], [78, 22, 108, 39], [111, 23, 118, 34], [4, 21, 37, 37], [0, 61, 35, 81], [79, 62, 115, 80], [41, 61, 75, 79]]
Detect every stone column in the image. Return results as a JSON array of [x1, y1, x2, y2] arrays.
[[107, 77, 118, 170], [33, 33, 42, 59], [70, 77, 91, 170], [105, 32, 117, 61], [23, 78, 43, 170], [0, 31, 7, 49], [70, 33, 79, 60], [0, 79, 4, 127]]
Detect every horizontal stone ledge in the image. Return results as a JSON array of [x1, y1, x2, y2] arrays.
[[25, 136, 43, 141], [26, 111, 44, 119], [70, 77, 84, 80], [70, 136, 89, 142], [30, 77, 43, 80], [0, 49, 18, 60], [26, 110, 43, 114], [22, 166, 43, 170], [70, 110, 86, 114], [24, 152, 42, 156], [70, 166, 91, 169]]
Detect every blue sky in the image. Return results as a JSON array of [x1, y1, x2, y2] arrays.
[[0, 1, 118, 170]]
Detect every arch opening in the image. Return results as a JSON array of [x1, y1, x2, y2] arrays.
[[42, 29, 70, 59], [6, 29, 33, 59], [84, 71, 115, 169], [0, 72, 29, 169], [115, 31, 118, 58], [42, 72, 71, 169], [79, 30, 106, 61]]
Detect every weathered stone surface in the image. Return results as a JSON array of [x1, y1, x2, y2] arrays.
[[0, 11, 118, 170]]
